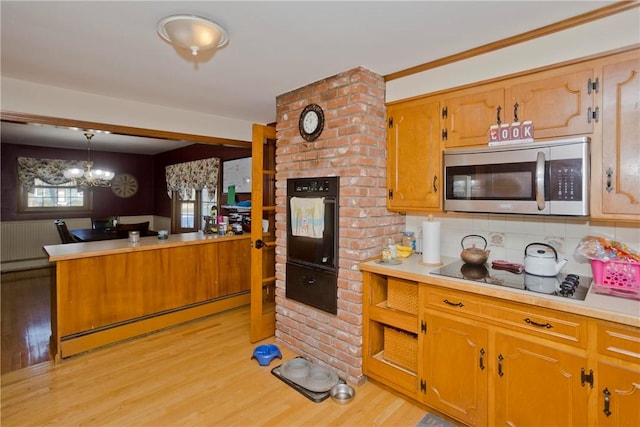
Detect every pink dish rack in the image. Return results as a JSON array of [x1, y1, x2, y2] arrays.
[[591, 259, 640, 300]]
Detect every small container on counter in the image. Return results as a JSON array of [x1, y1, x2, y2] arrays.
[[401, 231, 417, 252], [218, 222, 228, 236], [158, 230, 169, 240], [382, 238, 397, 262], [128, 231, 140, 244]]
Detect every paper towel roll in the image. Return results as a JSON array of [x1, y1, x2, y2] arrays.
[[422, 220, 442, 265]]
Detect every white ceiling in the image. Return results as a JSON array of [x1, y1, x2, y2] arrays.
[[0, 1, 615, 153]]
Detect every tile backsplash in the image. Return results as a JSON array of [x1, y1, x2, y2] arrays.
[[406, 213, 640, 276]]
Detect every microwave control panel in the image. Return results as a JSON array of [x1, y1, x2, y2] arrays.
[[548, 159, 583, 201]]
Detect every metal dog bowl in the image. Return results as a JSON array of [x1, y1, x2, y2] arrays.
[[330, 383, 355, 404]]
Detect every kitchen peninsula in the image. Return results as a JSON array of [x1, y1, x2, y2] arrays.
[[44, 232, 251, 360]]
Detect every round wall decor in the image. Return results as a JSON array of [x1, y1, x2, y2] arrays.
[[111, 173, 138, 198]]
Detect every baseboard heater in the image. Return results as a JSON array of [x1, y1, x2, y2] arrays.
[[58, 291, 250, 359]]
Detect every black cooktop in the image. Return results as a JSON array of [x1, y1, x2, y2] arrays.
[[430, 260, 591, 301]]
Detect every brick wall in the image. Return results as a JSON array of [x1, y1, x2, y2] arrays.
[[274, 67, 404, 383]]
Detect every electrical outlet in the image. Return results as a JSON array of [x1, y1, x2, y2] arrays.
[[544, 236, 564, 253]]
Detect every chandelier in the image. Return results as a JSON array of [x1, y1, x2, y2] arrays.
[[64, 133, 115, 187]]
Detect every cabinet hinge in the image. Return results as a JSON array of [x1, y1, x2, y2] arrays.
[[388, 189, 393, 200], [587, 106, 600, 124], [420, 379, 427, 393], [581, 368, 594, 388], [388, 117, 393, 128], [587, 77, 600, 94], [421, 320, 427, 334], [441, 129, 448, 141], [441, 106, 448, 119]]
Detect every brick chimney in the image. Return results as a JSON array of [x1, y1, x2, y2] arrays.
[[274, 67, 404, 384]]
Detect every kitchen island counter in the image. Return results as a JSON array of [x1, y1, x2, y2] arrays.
[[44, 232, 251, 359], [360, 254, 640, 328]]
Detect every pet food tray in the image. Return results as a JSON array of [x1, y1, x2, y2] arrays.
[[271, 358, 345, 403]]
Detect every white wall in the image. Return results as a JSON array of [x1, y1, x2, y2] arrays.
[[1, 77, 254, 142], [387, 8, 640, 103]]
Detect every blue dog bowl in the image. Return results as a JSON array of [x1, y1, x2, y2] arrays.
[[251, 344, 282, 366]]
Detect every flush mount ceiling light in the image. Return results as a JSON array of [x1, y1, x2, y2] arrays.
[[157, 14, 229, 56]]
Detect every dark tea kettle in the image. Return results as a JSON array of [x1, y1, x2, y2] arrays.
[[460, 234, 490, 265]]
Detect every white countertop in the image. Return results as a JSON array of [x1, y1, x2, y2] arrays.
[[360, 254, 640, 328], [44, 232, 250, 262]]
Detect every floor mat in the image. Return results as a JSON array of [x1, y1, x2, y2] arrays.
[[415, 413, 456, 427]]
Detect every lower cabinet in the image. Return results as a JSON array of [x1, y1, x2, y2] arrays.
[[493, 332, 589, 427], [361, 271, 640, 427], [596, 321, 640, 427], [420, 310, 488, 426], [596, 361, 640, 427]]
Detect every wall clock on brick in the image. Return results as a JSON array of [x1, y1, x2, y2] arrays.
[[299, 103, 324, 141], [111, 173, 138, 198]]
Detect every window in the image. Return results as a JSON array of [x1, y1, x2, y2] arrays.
[[20, 178, 91, 213], [171, 187, 217, 233], [165, 157, 220, 233]]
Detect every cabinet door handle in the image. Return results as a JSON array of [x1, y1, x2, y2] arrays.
[[534, 151, 546, 211], [513, 102, 519, 123], [603, 388, 612, 417], [432, 175, 438, 193], [479, 348, 486, 370], [498, 354, 504, 377], [524, 318, 553, 329], [605, 167, 614, 193], [443, 299, 464, 308], [496, 105, 502, 125]]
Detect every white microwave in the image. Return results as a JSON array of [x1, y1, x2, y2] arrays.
[[443, 137, 590, 216]]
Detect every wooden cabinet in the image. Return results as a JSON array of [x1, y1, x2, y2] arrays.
[[419, 285, 590, 426], [596, 361, 640, 427], [441, 65, 595, 148], [362, 268, 640, 427], [591, 49, 640, 220], [420, 306, 488, 426], [362, 272, 419, 398], [441, 87, 504, 149], [596, 321, 640, 427], [493, 332, 589, 427], [506, 66, 595, 140], [386, 97, 442, 211]]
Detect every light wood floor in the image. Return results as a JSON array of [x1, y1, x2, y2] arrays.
[[2, 300, 433, 426]]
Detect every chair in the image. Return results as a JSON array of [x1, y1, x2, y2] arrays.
[[115, 221, 150, 238], [54, 220, 82, 244], [91, 218, 111, 231]]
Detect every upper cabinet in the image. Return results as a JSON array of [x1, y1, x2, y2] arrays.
[[387, 97, 442, 211], [442, 66, 595, 149], [387, 46, 639, 220], [441, 87, 504, 149], [507, 66, 595, 139], [591, 49, 640, 220]]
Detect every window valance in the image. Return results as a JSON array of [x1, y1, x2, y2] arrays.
[[17, 157, 86, 192], [165, 157, 220, 200]]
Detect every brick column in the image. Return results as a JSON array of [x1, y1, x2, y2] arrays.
[[275, 67, 404, 383]]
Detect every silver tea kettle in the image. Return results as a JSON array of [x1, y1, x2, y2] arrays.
[[524, 243, 568, 277]]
